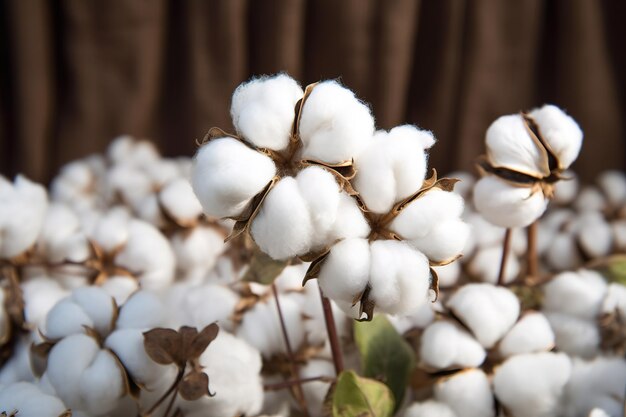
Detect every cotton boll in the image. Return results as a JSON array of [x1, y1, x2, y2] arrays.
[[474, 176, 548, 228], [545, 232, 582, 271], [37, 203, 90, 263], [330, 192, 371, 241], [78, 349, 126, 416], [467, 246, 520, 285], [387, 303, 435, 334], [529, 104, 583, 170], [542, 270, 607, 320], [171, 226, 225, 283], [553, 172, 579, 205], [406, 219, 470, 264], [562, 356, 626, 417], [50, 160, 96, 202], [70, 286, 117, 337], [0, 336, 35, 384], [159, 178, 203, 225], [192, 137, 277, 218], [299, 359, 335, 417], [45, 299, 95, 340], [602, 283, 626, 320], [369, 240, 431, 315], [464, 212, 506, 249], [107, 135, 160, 168], [175, 283, 239, 332], [231, 74, 303, 151], [0, 175, 48, 258], [493, 352, 572, 417], [105, 164, 153, 207], [0, 382, 68, 417], [434, 369, 495, 417], [135, 194, 167, 228], [99, 275, 139, 305], [485, 114, 548, 177], [91, 207, 131, 253], [404, 400, 457, 417], [115, 219, 175, 291], [432, 262, 460, 288], [144, 159, 181, 188], [420, 321, 486, 370], [597, 170, 626, 208], [179, 331, 263, 417], [447, 284, 520, 348], [447, 171, 475, 199], [575, 186, 607, 213], [21, 277, 69, 330], [250, 177, 314, 260], [578, 218, 613, 259], [499, 312, 555, 357], [611, 220, 626, 251], [299, 80, 374, 163], [544, 312, 600, 358], [353, 126, 433, 213], [116, 290, 164, 330]]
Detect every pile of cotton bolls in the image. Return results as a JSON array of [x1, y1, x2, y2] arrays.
[[1, 74, 625, 417]]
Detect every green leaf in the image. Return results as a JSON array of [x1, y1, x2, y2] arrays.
[[328, 370, 394, 417], [354, 315, 415, 409], [592, 255, 626, 286], [241, 249, 289, 285]]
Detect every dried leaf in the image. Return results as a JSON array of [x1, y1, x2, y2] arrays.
[[355, 284, 376, 322], [241, 249, 289, 284], [300, 159, 358, 195], [292, 82, 319, 137], [179, 371, 211, 401], [30, 341, 54, 377], [143, 328, 182, 365], [429, 268, 440, 302], [302, 250, 331, 286], [188, 323, 220, 359], [225, 177, 279, 243], [179, 326, 199, 359]]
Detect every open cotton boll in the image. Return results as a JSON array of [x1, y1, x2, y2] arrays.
[[298, 80, 374, 163], [562, 356, 626, 417], [99, 275, 139, 305], [432, 262, 461, 288], [575, 186, 607, 213], [420, 321, 486, 370], [405, 219, 470, 264], [597, 170, 626, 208], [447, 171, 475, 199], [467, 245, 520, 285], [485, 114, 547, 177], [46, 333, 125, 415], [369, 240, 431, 315], [50, 160, 96, 202], [447, 284, 520, 348], [330, 192, 371, 241], [159, 178, 203, 224], [21, 277, 69, 330], [91, 207, 131, 253], [115, 290, 164, 330], [434, 369, 495, 417], [387, 302, 436, 334], [192, 137, 277, 218], [115, 219, 175, 291], [105, 164, 153, 207], [231, 74, 303, 151], [545, 232, 582, 271], [0, 336, 34, 384], [499, 312, 555, 357], [602, 283, 626, 319], [578, 219, 613, 259], [493, 352, 571, 417], [353, 125, 434, 213], [173, 283, 239, 332], [107, 135, 160, 168], [404, 400, 457, 417], [136, 194, 167, 227], [273, 263, 309, 293], [0, 175, 48, 258], [171, 226, 225, 283], [553, 172, 579, 205], [144, 159, 182, 188], [611, 220, 626, 251], [299, 359, 335, 417], [474, 176, 548, 228], [543, 312, 600, 358], [529, 104, 583, 170], [236, 295, 305, 358], [0, 382, 68, 417], [542, 270, 607, 319], [179, 331, 263, 417]]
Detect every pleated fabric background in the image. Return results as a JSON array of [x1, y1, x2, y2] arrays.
[[1, 0, 625, 183]]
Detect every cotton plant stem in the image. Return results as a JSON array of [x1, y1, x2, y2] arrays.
[[271, 283, 309, 417], [318, 285, 344, 375], [144, 366, 185, 416], [497, 228, 512, 286], [526, 221, 539, 279]]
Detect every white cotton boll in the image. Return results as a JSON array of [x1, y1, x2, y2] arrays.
[[45, 299, 94, 340], [544, 312, 600, 358], [0, 336, 35, 384], [37, 203, 89, 263], [299, 80, 374, 163], [602, 283, 626, 320], [404, 400, 458, 417], [597, 170, 626, 208], [21, 277, 69, 330], [420, 321, 486, 370], [578, 218, 613, 259], [611, 220, 626, 251], [191, 137, 277, 218], [330, 192, 370, 241], [0, 382, 68, 417], [447, 171, 475, 199], [562, 356, 626, 417], [91, 207, 130, 253], [432, 262, 460, 288], [553, 172, 579, 205], [50, 160, 95, 200], [135, 194, 167, 228], [0, 175, 48, 258], [70, 286, 116, 337], [144, 159, 181, 188], [231, 74, 303, 151], [107, 136, 160, 168], [78, 349, 126, 416], [493, 352, 572, 417], [115, 219, 175, 291], [116, 290, 164, 330], [588, 409, 612, 417], [353, 126, 433, 213], [387, 303, 435, 334], [299, 279, 350, 345], [545, 232, 582, 271], [99, 275, 139, 305], [171, 226, 225, 283], [542, 270, 607, 319], [529, 104, 583, 170], [474, 176, 548, 228], [236, 295, 305, 358], [447, 284, 520, 348], [180, 331, 263, 417], [369, 240, 431, 315], [175, 283, 239, 332], [499, 312, 555, 357], [575, 186, 607, 213], [464, 212, 506, 249], [250, 177, 314, 260], [159, 178, 203, 224], [467, 245, 520, 285], [485, 114, 547, 177], [434, 369, 495, 417], [105, 164, 153, 207], [299, 359, 335, 417], [406, 219, 470, 264]]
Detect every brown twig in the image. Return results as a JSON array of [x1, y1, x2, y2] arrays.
[[144, 365, 186, 417], [526, 221, 539, 280], [264, 375, 335, 391], [318, 285, 344, 375], [497, 229, 512, 286]]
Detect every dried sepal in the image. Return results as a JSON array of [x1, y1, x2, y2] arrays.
[[599, 310, 626, 355], [179, 370, 213, 401], [107, 347, 141, 399], [429, 267, 440, 302], [393, 169, 460, 215], [198, 127, 241, 147], [429, 253, 463, 268], [300, 159, 359, 195], [187, 323, 219, 360], [30, 341, 54, 377], [143, 327, 182, 365], [302, 249, 331, 286], [353, 284, 376, 322], [292, 82, 320, 138]]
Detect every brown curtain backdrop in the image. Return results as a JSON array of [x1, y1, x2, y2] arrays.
[[1, 0, 625, 184]]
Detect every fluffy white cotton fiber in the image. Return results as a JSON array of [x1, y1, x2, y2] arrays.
[[542, 270, 607, 320], [499, 312, 555, 357], [231, 74, 303, 151], [159, 178, 203, 225], [434, 369, 495, 417], [318, 238, 371, 304], [420, 321, 486, 370], [0, 382, 68, 417], [404, 400, 457, 417]]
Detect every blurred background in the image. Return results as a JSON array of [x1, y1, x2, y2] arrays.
[[1, 0, 625, 183]]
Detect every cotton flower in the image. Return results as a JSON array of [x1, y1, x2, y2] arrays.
[[0, 381, 68, 417]]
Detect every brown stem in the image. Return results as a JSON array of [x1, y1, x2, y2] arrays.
[[319, 285, 344, 375], [264, 375, 335, 391], [145, 365, 185, 416], [271, 283, 309, 417], [163, 386, 179, 417], [526, 221, 539, 280], [497, 229, 512, 286]]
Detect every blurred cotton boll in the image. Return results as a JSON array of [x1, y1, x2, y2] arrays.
[[0, 381, 68, 417]]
